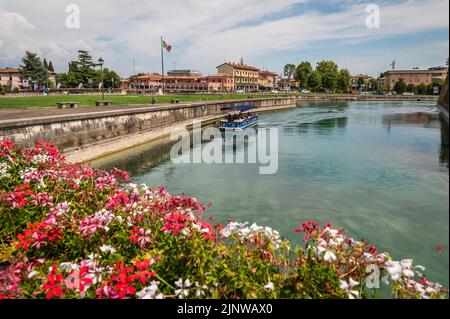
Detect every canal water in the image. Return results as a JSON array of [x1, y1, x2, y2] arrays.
[[92, 101, 449, 286]]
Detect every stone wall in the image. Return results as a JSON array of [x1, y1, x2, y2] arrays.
[[0, 98, 296, 152]]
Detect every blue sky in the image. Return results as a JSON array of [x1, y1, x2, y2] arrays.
[[0, 0, 448, 77]]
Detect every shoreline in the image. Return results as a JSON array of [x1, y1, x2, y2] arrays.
[[64, 103, 296, 163], [64, 97, 439, 164], [0, 96, 439, 164]]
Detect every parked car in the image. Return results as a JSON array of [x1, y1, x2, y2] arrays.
[[271, 90, 279, 94], [402, 92, 415, 96], [300, 89, 311, 94], [235, 89, 245, 94]]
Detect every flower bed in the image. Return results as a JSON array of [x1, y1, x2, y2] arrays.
[[0, 140, 447, 299]]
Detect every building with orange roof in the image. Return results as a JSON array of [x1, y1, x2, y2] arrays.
[[0, 68, 22, 91], [206, 73, 234, 92], [216, 61, 260, 92]]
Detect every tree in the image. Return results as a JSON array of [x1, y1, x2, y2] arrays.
[[20, 51, 48, 87], [322, 72, 338, 92], [338, 69, 351, 93], [316, 61, 339, 92], [48, 61, 55, 72], [96, 68, 121, 89], [307, 71, 322, 92], [294, 62, 313, 88], [406, 84, 415, 93], [369, 78, 378, 91], [43, 59, 49, 70], [393, 79, 406, 94], [316, 60, 339, 76], [357, 77, 365, 90], [74, 50, 97, 87], [284, 64, 296, 80], [416, 83, 427, 95]]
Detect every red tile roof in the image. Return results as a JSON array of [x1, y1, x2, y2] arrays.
[[0, 68, 20, 74], [217, 63, 260, 71]]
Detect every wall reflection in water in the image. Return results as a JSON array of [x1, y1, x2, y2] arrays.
[[440, 116, 449, 168]]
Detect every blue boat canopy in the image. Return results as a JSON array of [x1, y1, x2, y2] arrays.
[[220, 105, 257, 112]]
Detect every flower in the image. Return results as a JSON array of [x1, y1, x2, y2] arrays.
[[128, 227, 151, 248], [136, 281, 164, 299], [194, 282, 208, 298], [42, 265, 64, 299], [264, 282, 275, 291], [99, 245, 116, 254], [324, 250, 337, 262], [339, 278, 360, 299], [175, 278, 191, 299]]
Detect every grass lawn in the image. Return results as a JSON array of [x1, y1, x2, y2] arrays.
[[0, 93, 290, 109]]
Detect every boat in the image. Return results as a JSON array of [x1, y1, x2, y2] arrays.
[[219, 105, 259, 132]]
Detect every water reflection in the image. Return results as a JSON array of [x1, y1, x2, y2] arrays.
[[296, 117, 348, 135], [440, 116, 449, 168]]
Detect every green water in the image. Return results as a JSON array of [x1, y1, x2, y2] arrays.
[[93, 101, 449, 286]]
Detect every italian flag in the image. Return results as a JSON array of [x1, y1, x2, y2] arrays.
[[162, 39, 172, 52]]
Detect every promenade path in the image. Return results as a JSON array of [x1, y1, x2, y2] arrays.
[[0, 104, 167, 124]]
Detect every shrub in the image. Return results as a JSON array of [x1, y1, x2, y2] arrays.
[[0, 140, 447, 299]]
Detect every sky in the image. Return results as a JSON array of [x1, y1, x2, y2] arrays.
[[0, 0, 448, 78]]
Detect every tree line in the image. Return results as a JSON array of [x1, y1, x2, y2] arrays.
[[16, 50, 121, 90], [391, 78, 445, 95], [56, 50, 121, 89], [284, 60, 352, 93]]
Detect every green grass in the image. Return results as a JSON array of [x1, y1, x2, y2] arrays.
[[0, 93, 289, 110]]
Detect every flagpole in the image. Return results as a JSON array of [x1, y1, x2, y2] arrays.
[[161, 36, 165, 94]]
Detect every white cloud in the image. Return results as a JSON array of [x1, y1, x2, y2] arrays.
[[0, 0, 448, 76], [0, 9, 35, 33]]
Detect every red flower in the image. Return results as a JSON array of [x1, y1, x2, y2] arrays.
[[162, 211, 189, 235], [128, 226, 152, 248], [130, 259, 155, 285], [43, 265, 64, 299]]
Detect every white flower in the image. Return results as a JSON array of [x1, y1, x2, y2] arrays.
[[323, 250, 337, 262], [175, 278, 191, 299], [60, 262, 80, 272], [0, 162, 10, 179], [340, 278, 360, 299], [195, 282, 208, 298], [385, 261, 402, 281], [325, 227, 339, 238], [137, 281, 164, 299], [264, 282, 275, 291], [87, 253, 100, 262], [28, 271, 39, 279], [99, 245, 116, 254]]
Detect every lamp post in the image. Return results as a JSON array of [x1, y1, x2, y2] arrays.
[[98, 57, 104, 101]]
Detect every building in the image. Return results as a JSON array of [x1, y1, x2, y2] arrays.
[[216, 62, 260, 92], [47, 71, 56, 87], [0, 68, 22, 91], [278, 78, 299, 91], [164, 75, 209, 93], [259, 71, 279, 90], [167, 69, 202, 77], [381, 67, 448, 88], [351, 74, 372, 90], [206, 73, 234, 92], [131, 74, 162, 89]]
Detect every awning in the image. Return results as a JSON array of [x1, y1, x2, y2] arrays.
[[220, 105, 257, 112]]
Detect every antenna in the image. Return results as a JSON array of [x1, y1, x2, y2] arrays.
[[390, 60, 396, 70]]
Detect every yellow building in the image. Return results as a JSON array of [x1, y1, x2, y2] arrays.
[[216, 62, 259, 92]]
